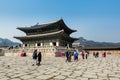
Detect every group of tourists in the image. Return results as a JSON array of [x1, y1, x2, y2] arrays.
[[93, 52, 99, 58], [21, 49, 42, 66], [32, 49, 42, 66], [80, 51, 89, 59], [93, 52, 107, 58], [21, 49, 108, 66], [65, 50, 89, 62]]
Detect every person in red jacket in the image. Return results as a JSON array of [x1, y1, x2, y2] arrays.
[[81, 51, 85, 59], [21, 51, 24, 57]]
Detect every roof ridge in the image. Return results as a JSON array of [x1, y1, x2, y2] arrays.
[[34, 18, 63, 26]]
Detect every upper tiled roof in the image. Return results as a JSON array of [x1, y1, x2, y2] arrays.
[[17, 19, 76, 33]]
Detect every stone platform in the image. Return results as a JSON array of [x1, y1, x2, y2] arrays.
[[0, 54, 120, 80]]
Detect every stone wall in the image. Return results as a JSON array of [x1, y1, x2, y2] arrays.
[[0, 48, 4, 56]]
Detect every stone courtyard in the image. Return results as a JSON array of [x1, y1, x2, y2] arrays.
[[0, 54, 120, 80]]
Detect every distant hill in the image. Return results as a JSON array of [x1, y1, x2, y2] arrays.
[[0, 38, 20, 47], [74, 37, 120, 47]]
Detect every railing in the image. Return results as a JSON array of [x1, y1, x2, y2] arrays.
[[4, 46, 56, 53], [4, 46, 72, 57]]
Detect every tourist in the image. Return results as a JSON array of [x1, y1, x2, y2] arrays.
[[21, 50, 24, 57], [24, 50, 27, 57], [104, 52, 106, 57], [32, 49, 37, 66], [73, 50, 76, 61], [68, 52, 72, 62], [102, 52, 104, 57], [95, 52, 99, 58], [24, 52, 26, 57], [85, 51, 88, 59], [74, 50, 79, 61], [93, 52, 95, 57], [37, 52, 42, 66], [102, 52, 106, 58], [65, 50, 69, 62], [86, 51, 89, 56], [65, 50, 71, 62], [81, 51, 85, 59]]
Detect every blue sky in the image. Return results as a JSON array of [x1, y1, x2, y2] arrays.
[[0, 0, 120, 43]]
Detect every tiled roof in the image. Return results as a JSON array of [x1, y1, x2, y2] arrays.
[[17, 19, 76, 33]]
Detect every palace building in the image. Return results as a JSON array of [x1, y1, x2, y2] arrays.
[[14, 19, 78, 48]]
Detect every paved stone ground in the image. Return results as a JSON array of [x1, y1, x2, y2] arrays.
[[0, 54, 120, 80]]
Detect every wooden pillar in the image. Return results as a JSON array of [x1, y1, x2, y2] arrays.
[[34, 41, 37, 48], [56, 41, 59, 46], [50, 42, 53, 46], [22, 44, 25, 48]]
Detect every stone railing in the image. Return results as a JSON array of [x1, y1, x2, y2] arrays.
[[4, 46, 69, 57], [0, 48, 4, 56]]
